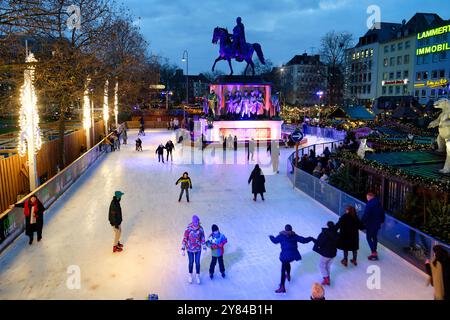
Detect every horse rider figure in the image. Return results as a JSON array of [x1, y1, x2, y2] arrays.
[[232, 17, 246, 59]]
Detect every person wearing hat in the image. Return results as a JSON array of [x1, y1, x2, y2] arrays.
[[181, 215, 206, 284], [109, 191, 124, 253], [269, 224, 314, 294], [206, 224, 228, 279]]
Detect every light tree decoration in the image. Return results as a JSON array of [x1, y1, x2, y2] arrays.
[[103, 80, 109, 134], [18, 52, 42, 190], [114, 81, 119, 128], [83, 78, 92, 148]]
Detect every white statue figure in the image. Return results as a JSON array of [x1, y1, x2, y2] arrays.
[[357, 138, 374, 159], [428, 98, 450, 173]]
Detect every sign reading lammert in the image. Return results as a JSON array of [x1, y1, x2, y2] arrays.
[[416, 24, 450, 56]]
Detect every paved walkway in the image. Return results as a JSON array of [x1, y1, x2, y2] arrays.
[[0, 129, 433, 300]]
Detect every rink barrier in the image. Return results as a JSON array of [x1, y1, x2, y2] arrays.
[[287, 149, 450, 272], [0, 134, 112, 254]]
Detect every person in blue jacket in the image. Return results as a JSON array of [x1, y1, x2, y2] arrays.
[[269, 224, 314, 294], [361, 192, 385, 261]]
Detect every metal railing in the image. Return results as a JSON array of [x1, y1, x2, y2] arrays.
[[0, 134, 111, 254], [287, 150, 450, 271]]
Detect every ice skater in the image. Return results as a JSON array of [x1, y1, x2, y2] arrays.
[[13, 194, 46, 245], [108, 191, 124, 253], [156, 143, 166, 163], [247, 138, 256, 161], [269, 224, 314, 293], [181, 215, 206, 284], [165, 140, 175, 162], [176, 172, 192, 202], [248, 164, 266, 201], [135, 137, 142, 151], [312, 221, 338, 286], [206, 224, 228, 279], [361, 192, 385, 261], [336, 206, 363, 267]]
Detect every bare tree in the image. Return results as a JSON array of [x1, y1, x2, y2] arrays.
[[320, 31, 353, 106]]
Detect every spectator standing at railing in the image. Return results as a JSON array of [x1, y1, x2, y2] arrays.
[[425, 245, 449, 300], [362, 192, 385, 261], [12, 195, 46, 245]]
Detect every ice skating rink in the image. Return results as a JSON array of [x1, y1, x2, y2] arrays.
[[0, 130, 433, 300]]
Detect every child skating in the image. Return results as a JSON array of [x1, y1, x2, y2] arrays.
[[206, 224, 228, 279], [135, 137, 143, 151], [176, 172, 192, 202]]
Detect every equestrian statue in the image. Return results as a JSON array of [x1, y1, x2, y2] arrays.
[[212, 17, 265, 76]]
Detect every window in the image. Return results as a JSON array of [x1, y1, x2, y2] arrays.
[[440, 51, 448, 61], [389, 72, 394, 80], [384, 45, 389, 53], [421, 89, 427, 98], [417, 56, 423, 65], [389, 86, 394, 94], [382, 86, 387, 95], [390, 57, 395, 66], [384, 58, 388, 67], [432, 70, 438, 79], [397, 56, 402, 65], [365, 49, 369, 57], [396, 71, 402, 79], [423, 54, 430, 64], [356, 51, 360, 59], [367, 85, 371, 94], [383, 72, 388, 80], [432, 53, 439, 63], [403, 85, 408, 95], [391, 44, 396, 52], [370, 48, 374, 56], [431, 89, 436, 97], [368, 73, 372, 82], [363, 86, 366, 94], [395, 86, 401, 94], [404, 70, 409, 79], [440, 70, 445, 78], [416, 72, 422, 81], [398, 42, 403, 50], [423, 71, 429, 80], [414, 90, 419, 97], [405, 40, 410, 49], [404, 55, 410, 64], [363, 73, 367, 82]]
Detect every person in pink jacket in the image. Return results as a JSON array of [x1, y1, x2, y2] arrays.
[[181, 215, 206, 284]]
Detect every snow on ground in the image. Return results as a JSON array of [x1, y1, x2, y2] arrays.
[[0, 129, 433, 300]]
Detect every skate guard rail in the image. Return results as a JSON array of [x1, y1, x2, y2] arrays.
[[0, 134, 113, 254], [287, 150, 450, 271]]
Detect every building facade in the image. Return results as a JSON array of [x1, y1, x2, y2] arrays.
[[281, 53, 327, 106], [169, 69, 210, 105], [345, 23, 402, 107], [414, 20, 450, 105]]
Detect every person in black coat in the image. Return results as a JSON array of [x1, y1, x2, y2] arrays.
[[156, 144, 166, 163], [425, 245, 450, 300], [109, 191, 124, 253], [312, 221, 338, 286], [248, 164, 266, 201], [336, 206, 364, 267], [270, 224, 314, 293], [233, 136, 238, 151], [165, 140, 175, 162], [13, 195, 46, 245], [361, 192, 385, 261]]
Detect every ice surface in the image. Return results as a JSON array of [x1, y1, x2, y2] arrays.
[[0, 130, 433, 300]]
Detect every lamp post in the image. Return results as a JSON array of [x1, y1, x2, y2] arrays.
[[182, 49, 189, 127], [18, 51, 42, 191]]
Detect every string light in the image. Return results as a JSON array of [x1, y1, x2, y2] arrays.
[[18, 53, 42, 157], [114, 81, 118, 127], [83, 78, 91, 130], [103, 80, 109, 133]]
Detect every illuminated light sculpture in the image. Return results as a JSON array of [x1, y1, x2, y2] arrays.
[[18, 52, 42, 190], [103, 80, 109, 134], [83, 78, 92, 148], [114, 81, 119, 128]]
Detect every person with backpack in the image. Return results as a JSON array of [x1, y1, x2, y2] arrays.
[[176, 172, 192, 202], [206, 224, 228, 279]]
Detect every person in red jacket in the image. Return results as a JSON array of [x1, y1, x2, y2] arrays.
[[14, 195, 46, 245]]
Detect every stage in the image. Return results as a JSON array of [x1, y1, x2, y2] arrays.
[[198, 119, 283, 142]]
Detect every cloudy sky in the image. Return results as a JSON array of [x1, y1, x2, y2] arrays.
[[124, 0, 450, 74]]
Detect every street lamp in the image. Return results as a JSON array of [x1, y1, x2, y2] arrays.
[[182, 50, 189, 127]]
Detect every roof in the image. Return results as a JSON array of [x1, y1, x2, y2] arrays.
[[285, 53, 324, 66], [343, 106, 375, 120], [392, 104, 421, 119], [356, 22, 402, 47]]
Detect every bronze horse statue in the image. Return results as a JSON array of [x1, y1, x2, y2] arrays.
[[212, 27, 265, 76]]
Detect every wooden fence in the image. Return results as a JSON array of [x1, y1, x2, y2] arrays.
[[0, 120, 104, 213]]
